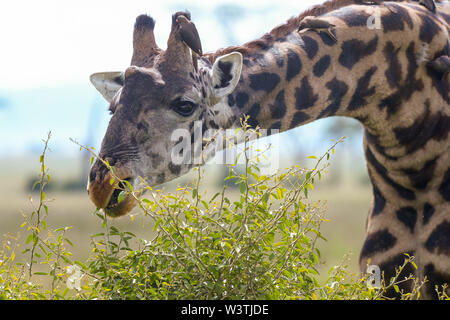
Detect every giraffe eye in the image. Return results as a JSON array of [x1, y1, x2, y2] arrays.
[[171, 98, 197, 117]]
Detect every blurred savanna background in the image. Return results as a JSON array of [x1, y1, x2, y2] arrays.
[[0, 0, 371, 282]]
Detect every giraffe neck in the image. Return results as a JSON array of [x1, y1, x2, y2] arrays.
[[224, 6, 389, 132], [212, 1, 450, 298], [220, 2, 449, 195]]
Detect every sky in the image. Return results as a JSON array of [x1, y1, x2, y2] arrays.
[[0, 0, 323, 90]]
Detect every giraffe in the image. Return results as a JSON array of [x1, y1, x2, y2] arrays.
[[88, 1, 450, 299]]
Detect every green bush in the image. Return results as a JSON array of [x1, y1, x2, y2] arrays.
[[0, 125, 443, 300]]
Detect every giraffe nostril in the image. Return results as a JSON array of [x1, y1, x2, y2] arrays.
[[88, 170, 96, 185], [89, 157, 114, 184], [89, 170, 97, 184]]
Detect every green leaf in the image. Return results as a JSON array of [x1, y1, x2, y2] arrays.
[[276, 188, 282, 199], [122, 179, 134, 191], [201, 200, 209, 210], [239, 182, 247, 195], [65, 238, 74, 247], [31, 181, 39, 191], [262, 192, 269, 204], [25, 233, 34, 244], [305, 171, 311, 181], [110, 226, 120, 234], [209, 192, 220, 203], [91, 232, 104, 238], [62, 256, 72, 264], [118, 191, 127, 204], [74, 260, 88, 270]]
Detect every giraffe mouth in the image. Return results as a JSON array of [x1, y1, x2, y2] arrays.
[[88, 165, 138, 218], [106, 178, 133, 207], [103, 177, 137, 217]]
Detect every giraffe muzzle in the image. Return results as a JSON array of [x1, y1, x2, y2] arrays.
[[88, 165, 137, 217]]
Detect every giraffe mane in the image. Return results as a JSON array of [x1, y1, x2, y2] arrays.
[[205, 0, 442, 63]]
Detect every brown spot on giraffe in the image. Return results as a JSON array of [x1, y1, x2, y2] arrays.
[[88, 0, 450, 299]]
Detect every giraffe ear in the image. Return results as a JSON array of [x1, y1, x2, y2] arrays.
[[90, 71, 124, 102], [211, 52, 243, 98]]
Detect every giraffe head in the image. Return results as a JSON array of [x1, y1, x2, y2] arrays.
[[88, 12, 243, 217]]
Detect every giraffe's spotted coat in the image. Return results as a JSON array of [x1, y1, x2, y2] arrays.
[[313, 55, 331, 77]]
